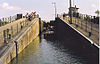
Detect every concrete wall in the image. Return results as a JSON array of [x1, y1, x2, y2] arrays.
[[53, 17, 99, 64], [0, 18, 40, 64], [54, 17, 99, 53], [0, 18, 26, 47]]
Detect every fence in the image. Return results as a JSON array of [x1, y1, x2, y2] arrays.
[[63, 13, 99, 45], [0, 14, 23, 27], [0, 18, 30, 48]]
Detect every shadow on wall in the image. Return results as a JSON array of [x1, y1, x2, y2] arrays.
[[54, 17, 99, 54]]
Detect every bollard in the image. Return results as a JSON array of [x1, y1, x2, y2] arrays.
[[69, 20, 71, 24], [8, 34, 12, 39], [75, 24, 78, 28], [20, 22, 23, 30], [89, 32, 92, 37]]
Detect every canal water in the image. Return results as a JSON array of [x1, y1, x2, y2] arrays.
[[9, 35, 98, 64]]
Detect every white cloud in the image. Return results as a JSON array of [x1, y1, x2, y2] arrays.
[[91, 4, 97, 8], [1, 2, 30, 13]]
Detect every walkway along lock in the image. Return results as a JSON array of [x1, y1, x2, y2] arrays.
[[62, 13, 99, 47]]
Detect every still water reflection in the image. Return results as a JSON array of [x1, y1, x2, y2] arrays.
[[9, 36, 98, 64]]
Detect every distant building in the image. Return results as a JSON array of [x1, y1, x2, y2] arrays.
[[69, 5, 79, 17], [69, 5, 79, 14], [15, 14, 23, 20]]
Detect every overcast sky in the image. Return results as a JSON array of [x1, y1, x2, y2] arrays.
[[0, 0, 99, 21]]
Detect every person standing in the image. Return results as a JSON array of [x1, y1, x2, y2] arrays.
[[25, 13, 29, 19]]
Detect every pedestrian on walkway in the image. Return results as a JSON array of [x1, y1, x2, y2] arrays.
[[25, 13, 29, 19], [28, 13, 31, 21]]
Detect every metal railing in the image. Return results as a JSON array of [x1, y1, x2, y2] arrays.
[[0, 14, 23, 27], [64, 13, 99, 45], [0, 18, 30, 47]]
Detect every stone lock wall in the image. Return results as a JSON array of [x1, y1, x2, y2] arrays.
[[0, 18, 40, 64], [16, 19, 39, 54]]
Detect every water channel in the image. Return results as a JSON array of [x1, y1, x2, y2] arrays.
[[9, 34, 99, 64]]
